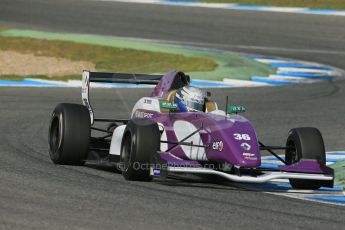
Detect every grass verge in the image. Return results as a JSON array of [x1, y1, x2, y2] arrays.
[[0, 29, 276, 81], [0, 36, 216, 75], [331, 160, 345, 187], [195, 0, 345, 10]]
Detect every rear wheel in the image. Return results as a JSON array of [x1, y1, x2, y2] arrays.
[[49, 103, 91, 165], [285, 127, 326, 189], [120, 118, 160, 181]]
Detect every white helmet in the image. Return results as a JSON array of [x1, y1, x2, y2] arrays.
[[174, 86, 206, 112]]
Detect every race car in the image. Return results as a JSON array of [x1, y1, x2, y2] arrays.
[[48, 70, 334, 189]]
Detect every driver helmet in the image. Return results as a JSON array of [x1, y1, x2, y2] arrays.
[[174, 86, 206, 112]]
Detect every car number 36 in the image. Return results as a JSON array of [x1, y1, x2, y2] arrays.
[[233, 133, 251, 141]]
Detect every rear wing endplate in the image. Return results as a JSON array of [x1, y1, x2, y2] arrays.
[[82, 71, 162, 124]]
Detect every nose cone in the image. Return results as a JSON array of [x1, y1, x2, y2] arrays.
[[207, 115, 261, 167]]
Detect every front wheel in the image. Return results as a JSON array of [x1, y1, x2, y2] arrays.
[[285, 127, 326, 189], [120, 118, 160, 181]]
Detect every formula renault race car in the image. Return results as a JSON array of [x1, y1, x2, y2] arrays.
[[48, 70, 334, 189]]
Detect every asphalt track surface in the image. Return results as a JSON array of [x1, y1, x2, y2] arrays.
[[1, 0, 345, 229]]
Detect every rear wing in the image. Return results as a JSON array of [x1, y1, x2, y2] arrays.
[[82, 71, 163, 124]]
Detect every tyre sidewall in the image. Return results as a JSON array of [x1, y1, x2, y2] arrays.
[[49, 103, 90, 165], [120, 118, 159, 181], [285, 127, 326, 189]]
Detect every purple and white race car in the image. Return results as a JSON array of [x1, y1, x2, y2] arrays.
[[48, 70, 334, 189]]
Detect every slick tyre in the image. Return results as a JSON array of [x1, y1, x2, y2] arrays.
[[49, 103, 91, 165], [285, 127, 326, 190], [120, 118, 160, 181]]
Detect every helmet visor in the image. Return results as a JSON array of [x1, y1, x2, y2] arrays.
[[185, 98, 204, 111]]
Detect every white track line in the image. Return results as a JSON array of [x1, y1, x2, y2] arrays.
[[96, 0, 345, 17], [268, 75, 320, 83], [223, 78, 270, 87], [277, 67, 334, 75], [254, 58, 291, 64]]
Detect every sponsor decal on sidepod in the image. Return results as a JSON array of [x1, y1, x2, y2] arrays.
[[135, 111, 154, 119], [212, 141, 224, 152]]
